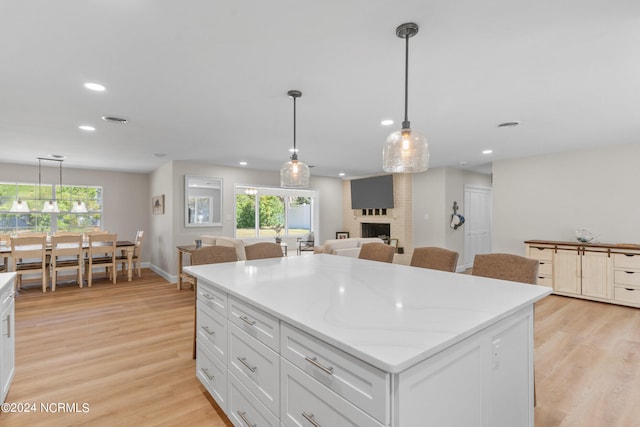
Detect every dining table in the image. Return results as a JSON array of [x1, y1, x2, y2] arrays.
[[0, 240, 137, 282]]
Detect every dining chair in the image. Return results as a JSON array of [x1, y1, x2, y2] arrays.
[[184, 245, 238, 359], [10, 235, 48, 292], [118, 230, 144, 278], [471, 252, 540, 406], [50, 234, 84, 291], [358, 242, 395, 263], [0, 233, 10, 273], [471, 253, 539, 284], [84, 233, 118, 287], [244, 242, 284, 260], [16, 231, 47, 237], [410, 247, 459, 272]]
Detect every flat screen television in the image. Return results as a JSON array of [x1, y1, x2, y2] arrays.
[[350, 175, 394, 209]]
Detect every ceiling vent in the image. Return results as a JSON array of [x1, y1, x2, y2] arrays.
[[102, 116, 128, 124]]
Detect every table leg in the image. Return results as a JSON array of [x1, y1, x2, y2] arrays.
[[177, 249, 184, 290]]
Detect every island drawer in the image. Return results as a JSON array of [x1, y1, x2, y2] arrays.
[[196, 300, 227, 364], [613, 270, 640, 287], [280, 359, 384, 427], [614, 287, 640, 305], [228, 323, 280, 416], [196, 343, 227, 412], [228, 373, 279, 427], [197, 281, 227, 316], [229, 295, 280, 352], [280, 323, 389, 424], [614, 253, 640, 269]]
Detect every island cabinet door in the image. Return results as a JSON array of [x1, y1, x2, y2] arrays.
[[553, 249, 581, 295], [395, 306, 534, 427]]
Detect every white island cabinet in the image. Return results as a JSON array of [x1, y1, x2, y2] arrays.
[[186, 254, 550, 427], [0, 273, 16, 404]]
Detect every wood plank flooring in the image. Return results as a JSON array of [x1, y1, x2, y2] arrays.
[[2, 270, 640, 426]]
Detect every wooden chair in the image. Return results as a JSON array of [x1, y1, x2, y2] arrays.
[[471, 253, 539, 284], [16, 231, 47, 237], [471, 252, 540, 405], [118, 230, 144, 278], [245, 242, 284, 260], [11, 235, 48, 292], [0, 233, 10, 273], [84, 233, 118, 287], [358, 242, 395, 263], [184, 245, 238, 359], [410, 247, 459, 272], [50, 234, 83, 291]]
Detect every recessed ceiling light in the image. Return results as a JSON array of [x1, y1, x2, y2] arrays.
[[338, 172, 345, 177], [381, 119, 394, 126], [79, 125, 95, 131], [459, 161, 467, 166], [239, 161, 247, 166], [482, 150, 493, 155], [497, 121, 520, 128], [84, 82, 106, 92], [101, 116, 128, 124]]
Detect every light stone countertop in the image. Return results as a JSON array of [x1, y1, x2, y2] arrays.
[[185, 254, 550, 373]]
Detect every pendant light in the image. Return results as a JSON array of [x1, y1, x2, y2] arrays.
[[39, 157, 61, 213], [71, 201, 88, 213], [280, 90, 310, 188], [9, 200, 29, 213], [382, 22, 429, 173]]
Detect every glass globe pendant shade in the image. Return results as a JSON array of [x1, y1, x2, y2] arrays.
[[42, 200, 60, 213], [280, 158, 310, 188], [383, 127, 429, 173], [10, 200, 30, 213]]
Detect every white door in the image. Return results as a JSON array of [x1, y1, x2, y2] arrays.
[[464, 185, 492, 269]]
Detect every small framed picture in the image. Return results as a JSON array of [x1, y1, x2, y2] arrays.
[[389, 238, 398, 248], [152, 195, 165, 215], [336, 231, 350, 239]]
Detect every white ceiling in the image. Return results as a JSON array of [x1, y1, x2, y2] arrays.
[[2, 0, 639, 178]]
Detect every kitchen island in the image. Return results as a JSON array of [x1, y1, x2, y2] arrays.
[[185, 254, 550, 427]]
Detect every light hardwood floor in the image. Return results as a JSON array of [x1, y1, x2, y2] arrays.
[[2, 270, 639, 426]]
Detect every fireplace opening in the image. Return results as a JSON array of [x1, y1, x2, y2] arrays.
[[361, 223, 391, 243]]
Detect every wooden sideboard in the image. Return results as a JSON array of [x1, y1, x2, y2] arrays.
[[525, 240, 640, 308]]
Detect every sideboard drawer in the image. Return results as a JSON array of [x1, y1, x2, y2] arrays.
[[229, 323, 280, 416], [281, 359, 383, 427], [614, 253, 640, 269], [228, 373, 279, 427], [281, 323, 389, 424], [196, 344, 228, 412], [528, 246, 553, 262], [197, 281, 227, 317], [197, 300, 227, 364], [613, 270, 640, 287], [229, 295, 280, 352], [538, 261, 552, 276], [536, 276, 553, 288], [614, 287, 640, 305]]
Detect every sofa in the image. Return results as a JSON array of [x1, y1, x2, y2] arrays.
[[199, 235, 247, 260], [314, 237, 385, 258]]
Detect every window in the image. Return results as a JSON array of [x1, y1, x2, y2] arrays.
[[235, 186, 316, 239], [0, 181, 103, 233]]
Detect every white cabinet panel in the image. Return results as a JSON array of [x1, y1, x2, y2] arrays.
[[228, 373, 279, 427], [196, 343, 228, 412], [280, 359, 383, 427], [229, 295, 279, 352]]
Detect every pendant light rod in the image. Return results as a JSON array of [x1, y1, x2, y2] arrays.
[[396, 22, 418, 129], [288, 90, 302, 160]]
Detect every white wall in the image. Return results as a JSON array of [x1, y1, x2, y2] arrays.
[[492, 143, 640, 255], [150, 161, 343, 278], [0, 162, 149, 261], [412, 167, 492, 268]]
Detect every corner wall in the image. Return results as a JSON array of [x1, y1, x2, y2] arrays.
[[492, 143, 640, 255]]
